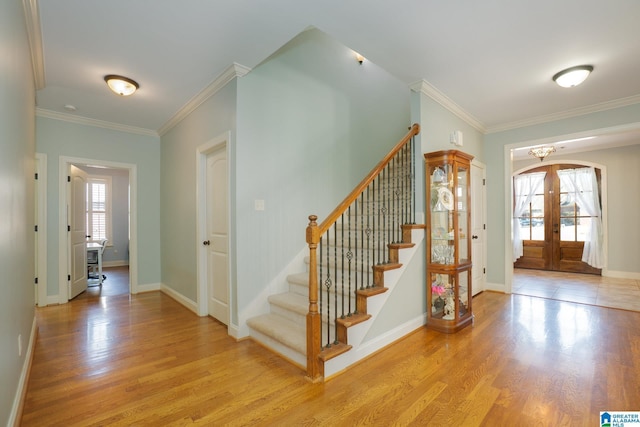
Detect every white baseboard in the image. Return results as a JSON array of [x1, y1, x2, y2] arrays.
[[603, 269, 640, 280], [484, 282, 506, 293], [8, 316, 37, 427], [134, 282, 161, 293], [102, 260, 129, 268], [160, 283, 198, 315], [228, 322, 241, 340], [45, 295, 61, 306]]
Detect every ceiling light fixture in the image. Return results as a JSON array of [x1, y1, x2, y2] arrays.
[[528, 146, 556, 161], [355, 53, 365, 64], [104, 74, 139, 96], [552, 65, 593, 88]]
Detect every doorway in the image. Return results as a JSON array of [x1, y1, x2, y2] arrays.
[[514, 163, 602, 275], [196, 132, 232, 327], [58, 156, 138, 302]]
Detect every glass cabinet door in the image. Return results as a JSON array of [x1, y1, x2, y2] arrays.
[[430, 164, 454, 265], [456, 164, 469, 264]]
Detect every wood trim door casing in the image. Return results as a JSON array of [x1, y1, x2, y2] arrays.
[[514, 163, 602, 275]]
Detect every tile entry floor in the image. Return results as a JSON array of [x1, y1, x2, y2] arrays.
[[512, 268, 640, 312]]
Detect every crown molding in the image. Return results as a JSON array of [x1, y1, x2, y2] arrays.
[[36, 108, 159, 137], [22, 0, 45, 90], [410, 79, 486, 133], [485, 94, 640, 134], [157, 63, 251, 136]]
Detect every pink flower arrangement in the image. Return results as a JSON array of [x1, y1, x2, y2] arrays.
[[431, 283, 446, 296]]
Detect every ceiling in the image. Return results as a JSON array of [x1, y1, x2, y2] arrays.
[[32, 0, 640, 142]]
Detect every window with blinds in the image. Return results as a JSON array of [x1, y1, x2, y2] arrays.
[[86, 176, 112, 243]]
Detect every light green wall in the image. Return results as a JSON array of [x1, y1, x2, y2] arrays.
[[484, 104, 640, 286], [160, 80, 237, 304], [0, 0, 36, 421], [413, 91, 485, 210], [513, 144, 640, 273], [235, 28, 411, 325], [36, 117, 161, 293]]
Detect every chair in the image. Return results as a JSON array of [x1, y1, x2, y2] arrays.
[[88, 239, 108, 284]]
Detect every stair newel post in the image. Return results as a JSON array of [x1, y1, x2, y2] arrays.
[[306, 215, 323, 381]]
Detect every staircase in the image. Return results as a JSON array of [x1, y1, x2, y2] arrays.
[[247, 124, 422, 380]]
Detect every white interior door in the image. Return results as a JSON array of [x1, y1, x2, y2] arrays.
[[69, 165, 88, 299], [471, 162, 486, 296], [206, 146, 229, 325]]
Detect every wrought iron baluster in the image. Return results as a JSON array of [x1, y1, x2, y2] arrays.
[[359, 193, 365, 290], [385, 166, 391, 262], [402, 143, 408, 228], [347, 205, 353, 316], [366, 186, 371, 288], [324, 231, 332, 348], [333, 224, 338, 344], [340, 213, 345, 319], [395, 154, 402, 243], [411, 137, 416, 224]]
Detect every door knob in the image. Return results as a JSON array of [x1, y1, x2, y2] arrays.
[[472, 235, 478, 239], [203, 240, 210, 246]]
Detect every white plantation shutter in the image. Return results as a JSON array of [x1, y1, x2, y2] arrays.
[[86, 176, 112, 243]]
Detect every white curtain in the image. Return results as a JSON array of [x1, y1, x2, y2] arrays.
[[557, 167, 603, 268], [513, 172, 546, 261]]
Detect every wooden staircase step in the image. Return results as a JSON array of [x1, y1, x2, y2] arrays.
[[318, 342, 352, 362], [268, 292, 307, 316]]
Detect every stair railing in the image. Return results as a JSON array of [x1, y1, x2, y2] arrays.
[[305, 123, 420, 380]]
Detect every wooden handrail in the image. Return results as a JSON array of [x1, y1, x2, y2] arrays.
[[318, 123, 420, 234]]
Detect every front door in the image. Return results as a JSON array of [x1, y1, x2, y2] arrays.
[[514, 164, 601, 274], [206, 146, 230, 325], [69, 165, 88, 299]]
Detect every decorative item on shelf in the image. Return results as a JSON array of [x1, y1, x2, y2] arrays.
[[442, 296, 456, 320], [432, 167, 446, 184], [431, 244, 454, 264], [430, 276, 450, 314], [436, 187, 454, 211]]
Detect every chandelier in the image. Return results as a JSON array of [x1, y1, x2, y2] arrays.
[[528, 146, 556, 162]]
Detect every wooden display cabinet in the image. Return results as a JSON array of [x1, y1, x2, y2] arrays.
[[425, 150, 474, 333]]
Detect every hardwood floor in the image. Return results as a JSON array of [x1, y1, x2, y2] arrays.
[[21, 288, 640, 426], [76, 266, 130, 300], [513, 268, 640, 312]]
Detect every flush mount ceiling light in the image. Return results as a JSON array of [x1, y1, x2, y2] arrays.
[[552, 65, 593, 88], [528, 146, 556, 161], [104, 74, 139, 96]]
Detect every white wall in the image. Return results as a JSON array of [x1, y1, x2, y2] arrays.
[[36, 117, 161, 295], [484, 104, 640, 287], [0, 0, 36, 422], [235, 28, 411, 331]]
